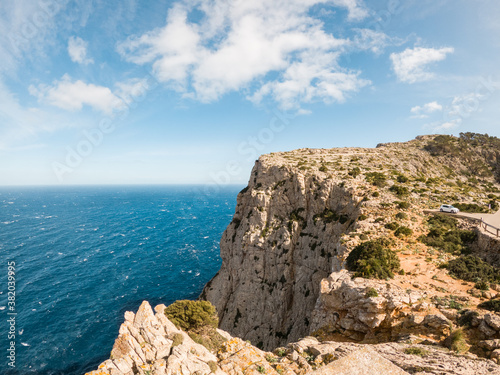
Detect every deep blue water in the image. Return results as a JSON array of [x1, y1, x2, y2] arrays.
[[0, 185, 241, 375]]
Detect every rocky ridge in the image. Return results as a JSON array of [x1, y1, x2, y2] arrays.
[[86, 301, 500, 375]]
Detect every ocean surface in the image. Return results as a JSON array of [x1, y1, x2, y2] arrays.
[[0, 185, 241, 375]]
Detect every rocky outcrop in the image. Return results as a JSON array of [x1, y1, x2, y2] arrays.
[[310, 270, 452, 342], [202, 156, 362, 349], [87, 301, 500, 375], [470, 227, 500, 267]]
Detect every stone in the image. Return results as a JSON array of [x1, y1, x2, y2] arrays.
[[312, 347, 409, 375], [485, 314, 500, 331]]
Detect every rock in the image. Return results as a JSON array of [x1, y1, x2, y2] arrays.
[[480, 340, 500, 351], [480, 320, 497, 337], [312, 347, 409, 374], [485, 314, 500, 331]]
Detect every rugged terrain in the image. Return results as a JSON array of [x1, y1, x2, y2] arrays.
[[88, 133, 500, 374]]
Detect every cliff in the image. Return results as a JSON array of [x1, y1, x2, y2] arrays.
[[87, 133, 500, 374], [202, 133, 500, 350]]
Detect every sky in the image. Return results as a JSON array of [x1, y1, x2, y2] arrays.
[[0, 0, 499, 186]]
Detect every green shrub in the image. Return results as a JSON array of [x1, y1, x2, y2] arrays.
[[319, 165, 328, 172], [389, 185, 409, 197], [313, 208, 338, 224], [449, 328, 468, 353], [349, 167, 361, 177], [365, 172, 387, 187], [358, 214, 368, 221], [396, 201, 411, 210], [419, 215, 477, 255], [447, 255, 500, 283], [395, 212, 408, 220], [372, 191, 380, 197], [256, 365, 266, 373], [475, 280, 490, 290], [478, 299, 500, 312], [208, 361, 218, 373], [395, 226, 413, 237], [453, 202, 488, 213], [365, 287, 379, 298], [346, 238, 400, 279], [165, 300, 218, 332], [397, 175, 409, 183], [275, 348, 287, 357], [404, 347, 429, 357], [171, 333, 184, 347], [385, 222, 399, 231], [457, 310, 479, 326]]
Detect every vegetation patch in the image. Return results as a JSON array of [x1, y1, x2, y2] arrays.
[[365, 287, 379, 298], [478, 299, 500, 313], [452, 202, 488, 213], [165, 300, 225, 352], [404, 347, 429, 357], [418, 215, 476, 255], [394, 226, 413, 237], [446, 255, 500, 284], [346, 238, 400, 279], [365, 172, 387, 187], [389, 185, 409, 197]]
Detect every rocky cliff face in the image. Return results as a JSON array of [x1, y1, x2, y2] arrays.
[[202, 134, 500, 351], [201, 154, 363, 349]]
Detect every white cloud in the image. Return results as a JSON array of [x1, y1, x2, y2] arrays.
[[118, 0, 371, 110], [30, 75, 121, 114], [330, 0, 369, 21], [68, 36, 94, 65], [390, 46, 454, 83], [410, 101, 443, 118]]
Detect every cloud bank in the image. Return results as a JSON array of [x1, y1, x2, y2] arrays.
[[117, 0, 372, 110]]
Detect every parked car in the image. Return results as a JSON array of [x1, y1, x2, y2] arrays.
[[440, 204, 460, 213]]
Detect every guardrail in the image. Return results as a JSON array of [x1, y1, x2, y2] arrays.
[[480, 219, 500, 238]]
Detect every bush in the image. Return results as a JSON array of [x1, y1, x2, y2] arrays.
[[358, 214, 368, 221], [395, 212, 408, 220], [349, 167, 361, 177], [446, 255, 500, 283], [453, 202, 488, 213], [478, 299, 500, 312], [395, 226, 413, 237], [475, 280, 490, 290], [365, 287, 379, 298], [389, 185, 409, 197], [419, 215, 477, 255], [372, 191, 380, 197], [404, 347, 429, 357], [319, 165, 328, 172], [385, 222, 399, 231], [208, 361, 218, 373], [165, 300, 218, 332], [397, 175, 409, 183], [448, 328, 468, 353], [346, 238, 400, 279], [396, 201, 411, 209], [171, 333, 184, 347], [365, 172, 387, 187]]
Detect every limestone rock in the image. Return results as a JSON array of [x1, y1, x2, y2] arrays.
[[312, 347, 409, 375]]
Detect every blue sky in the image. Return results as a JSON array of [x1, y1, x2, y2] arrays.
[[0, 0, 499, 185]]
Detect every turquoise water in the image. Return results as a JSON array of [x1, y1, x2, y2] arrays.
[[0, 185, 241, 374]]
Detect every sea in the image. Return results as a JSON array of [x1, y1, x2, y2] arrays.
[[0, 185, 242, 375]]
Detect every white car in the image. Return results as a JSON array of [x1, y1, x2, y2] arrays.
[[440, 204, 459, 213]]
